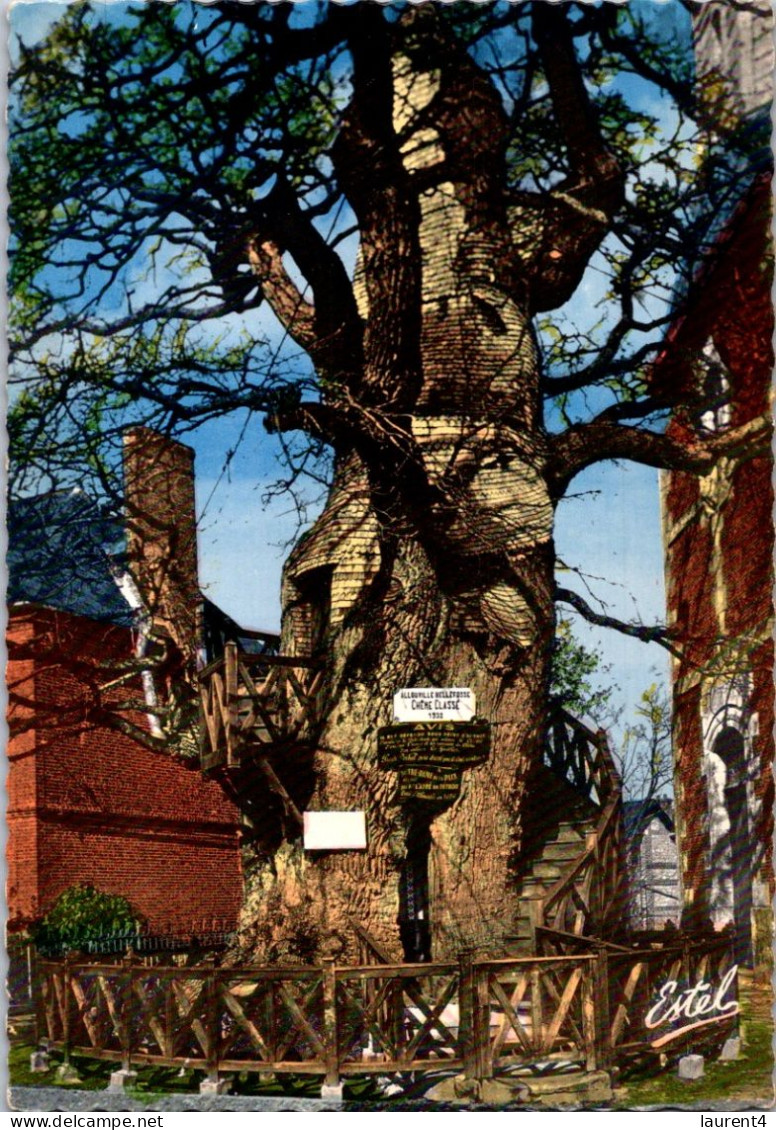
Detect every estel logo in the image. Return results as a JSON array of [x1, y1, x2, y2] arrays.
[[645, 966, 739, 1048]]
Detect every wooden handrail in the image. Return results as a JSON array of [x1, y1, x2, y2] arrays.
[[199, 654, 226, 681], [537, 711, 624, 943], [199, 651, 319, 684]]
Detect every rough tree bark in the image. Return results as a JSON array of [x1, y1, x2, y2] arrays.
[[238, 7, 625, 962]]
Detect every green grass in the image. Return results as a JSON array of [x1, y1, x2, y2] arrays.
[[614, 1017, 775, 1109], [9, 1038, 385, 1102]]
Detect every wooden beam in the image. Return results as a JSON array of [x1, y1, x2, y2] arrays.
[[257, 757, 304, 829]]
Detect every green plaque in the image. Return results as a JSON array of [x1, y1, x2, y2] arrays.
[[377, 720, 490, 770], [378, 720, 490, 804], [397, 766, 462, 803]]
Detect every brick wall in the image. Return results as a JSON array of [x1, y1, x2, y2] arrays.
[[628, 812, 681, 932], [7, 605, 243, 933], [660, 177, 774, 953]]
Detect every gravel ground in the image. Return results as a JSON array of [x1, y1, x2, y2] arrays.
[[8, 1087, 347, 1112], [9, 1086, 776, 1114], [8, 1086, 490, 1112]]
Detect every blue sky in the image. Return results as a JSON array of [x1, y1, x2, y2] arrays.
[[9, 0, 675, 745]]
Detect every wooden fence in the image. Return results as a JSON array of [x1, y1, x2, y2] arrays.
[[536, 926, 738, 1067], [35, 934, 737, 1088]]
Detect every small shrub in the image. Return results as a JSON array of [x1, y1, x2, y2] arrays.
[[31, 884, 143, 955]]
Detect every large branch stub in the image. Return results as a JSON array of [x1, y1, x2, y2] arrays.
[[549, 413, 772, 499]]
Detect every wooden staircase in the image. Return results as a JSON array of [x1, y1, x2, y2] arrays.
[[509, 712, 626, 955], [507, 771, 597, 953]]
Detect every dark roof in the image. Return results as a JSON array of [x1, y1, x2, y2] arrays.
[[623, 799, 675, 841], [7, 491, 133, 627]]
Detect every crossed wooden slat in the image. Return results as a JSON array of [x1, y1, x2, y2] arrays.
[[541, 964, 585, 1048], [402, 974, 459, 1061], [234, 662, 319, 748], [610, 953, 683, 1048], [237, 662, 283, 744], [40, 973, 60, 1042], [52, 971, 68, 1038], [97, 974, 127, 1052], [337, 976, 403, 1059], [70, 975, 110, 1048], [272, 979, 327, 1062], [129, 976, 206, 1059], [338, 973, 459, 1064], [219, 984, 273, 1062], [489, 971, 532, 1056]]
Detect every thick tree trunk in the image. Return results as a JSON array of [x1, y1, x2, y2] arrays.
[[237, 444, 555, 962], [237, 20, 562, 963]]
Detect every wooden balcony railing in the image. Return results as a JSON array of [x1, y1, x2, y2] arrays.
[[199, 642, 322, 772]]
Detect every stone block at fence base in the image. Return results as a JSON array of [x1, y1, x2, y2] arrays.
[[424, 1074, 528, 1105], [29, 1052, 50, 1073], [108, 1069, 138, 1092], [678, 1055, 705, 1080], [376, 1076, 404, 1097], [200, 1077, 232, 1095], [54, 1064, 82, 1085], [719, 1037, 741, 1062], [320, 1082, 344, 1101], [524, 1070, 612, 1106]]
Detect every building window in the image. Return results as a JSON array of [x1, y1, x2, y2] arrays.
[[695, 337, 731, 432]]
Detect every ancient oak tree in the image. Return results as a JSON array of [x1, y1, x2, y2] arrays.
[[9, 2, 768, 959]]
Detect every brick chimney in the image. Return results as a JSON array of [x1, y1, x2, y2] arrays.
[[122, 428, 203, 675]]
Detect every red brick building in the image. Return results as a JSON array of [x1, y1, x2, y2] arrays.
[[6, 433, 244, 937], [657, 1, 773, 969], [658, 173, 773, 964]]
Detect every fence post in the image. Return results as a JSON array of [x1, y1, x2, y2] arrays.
[[164, 971, 174, 1061], [458, 948, 479, 1082], [528, 897, 543, 948], [61, 954, 73, 1066], [31, 947, 45, 1049], [580, 956, 597, 1073], [681, 937, 692, 988], [120, 949, 134, 1072], [592, 943, 612, 1072], [204, 959, 220, 1084], [320, 957, 342, 1097], [224, 642, 239, 767], [529, 965, 543, 1052], [474, 959, 493, 1080]]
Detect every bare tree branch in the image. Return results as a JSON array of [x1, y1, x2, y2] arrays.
[[555, 586, 681, 656]]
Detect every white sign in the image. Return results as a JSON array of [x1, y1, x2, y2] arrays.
[[393, 687, 475, 723], [303, 811, 367, 851]]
